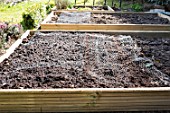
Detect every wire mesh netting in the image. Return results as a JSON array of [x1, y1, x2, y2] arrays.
[[0, 31, 169, 89]]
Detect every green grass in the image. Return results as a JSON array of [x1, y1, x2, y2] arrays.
[[0, 0, 134, 25], [0, 0, 54, 24]]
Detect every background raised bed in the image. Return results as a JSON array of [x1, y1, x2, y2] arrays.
[[41, 11, 170, 31]]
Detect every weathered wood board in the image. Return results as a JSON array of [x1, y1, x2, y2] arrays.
[[51, 5, 114, 11], [0, 88, 170, 112]]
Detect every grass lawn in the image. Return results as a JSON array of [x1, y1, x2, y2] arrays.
[[0, 0, 54, 24], [0, 0, 135, 24]]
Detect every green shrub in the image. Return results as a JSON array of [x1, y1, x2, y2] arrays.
[[132, 3, 143, 12], [21, 3, 47, 30]]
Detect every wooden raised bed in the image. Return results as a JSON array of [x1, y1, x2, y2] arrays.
[[41, 11, 170, 31], [0, 30, 170, 112]]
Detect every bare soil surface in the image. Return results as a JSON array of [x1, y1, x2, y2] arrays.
[[49, 12, 170, 24], [91, 13, 170, 24], [135, 36, 170, 76], [57, 12, 91, 23], [0, 32, 169, 89], [0, 38, 17, 56]]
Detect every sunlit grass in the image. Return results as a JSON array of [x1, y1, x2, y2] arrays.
[[0, 0, 54, 24]]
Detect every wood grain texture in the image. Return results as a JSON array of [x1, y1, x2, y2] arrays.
[[41, 24, 170, 31], [0, 88, 170, 112]]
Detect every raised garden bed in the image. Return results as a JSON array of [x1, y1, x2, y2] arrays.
[[0, 30, 170, 112], [41, 11, 170, 31]]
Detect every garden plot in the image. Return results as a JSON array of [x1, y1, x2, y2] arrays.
[[0, 31, 170, 89], [50, 12, 170, 24], [41, 11, 170, 30], [91, 13, 170, 24]]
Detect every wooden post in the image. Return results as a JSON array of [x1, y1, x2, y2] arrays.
[[119, 0, 122, 9], [112, 0, 114, 7], [93, 0, 95, 8], [104, 0, 107, 5], [75, 0, 76, 5], [133, 0, 134, 4]]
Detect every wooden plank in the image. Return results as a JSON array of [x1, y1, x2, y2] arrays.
[[41, 24, 170, 31], [0, 97, 170, 105], [53, 5, 114, 10], [0, 104, 170, 112], [158, 13, 170, 22], [53, 10, 157, 15], [0, 106, 169, 112]]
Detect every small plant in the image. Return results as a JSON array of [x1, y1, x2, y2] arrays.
[[46, 3, 55, 14], [55, 0, 71, 9], [132, 3, 143, 12]]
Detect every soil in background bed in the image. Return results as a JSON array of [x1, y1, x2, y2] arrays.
[[0, 32, 170, 89], [91, 13, 170, 24], [49, 12, 170, 24]]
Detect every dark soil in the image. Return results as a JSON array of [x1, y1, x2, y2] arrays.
[[0, 32, 169, 89], [135, 36, 170, 76], [49, 12, 170, 24], [91, 13, 170, 24]]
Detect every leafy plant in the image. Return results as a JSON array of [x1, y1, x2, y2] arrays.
[[132, 3, 143, 12], [21, 3, 47, 30], [46, 3, 55, 14]]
